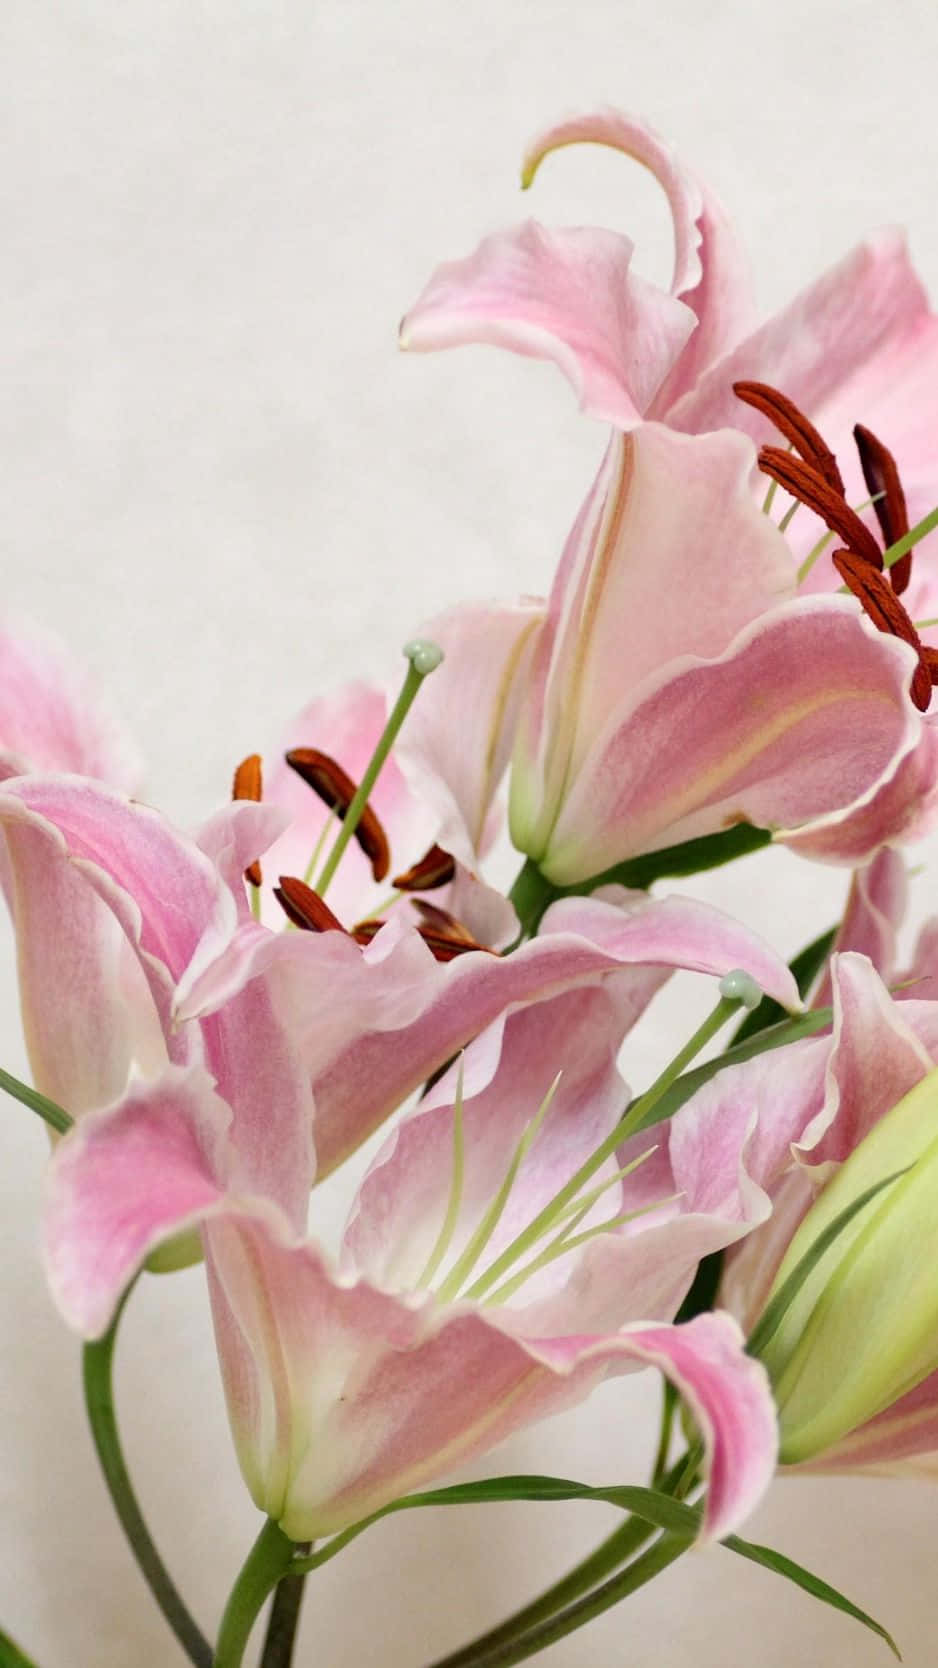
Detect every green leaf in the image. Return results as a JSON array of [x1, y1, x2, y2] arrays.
[[581, 822, 772, 893], [724, 1534, 900, 1658], [629, 1007, 833, 1133], [298, 1470, 900, 1657], [732, 926, 837, 1045], [746, 1168, 909, 1360]]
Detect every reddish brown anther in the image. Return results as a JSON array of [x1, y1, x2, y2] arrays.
[[758, 448, 884, 570], [352, 904, 496, 961], [392, 843, 457, 892], [734, 381, 845, 495], [854, 424, 911, 595], [274, 874, 349, 934], [232, 753, 264, 888], [412, 899, 479, 944], [831, 550, 932, 710], [285, 747, 391, 882]]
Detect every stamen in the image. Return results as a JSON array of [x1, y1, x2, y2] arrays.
[[413, 899, 479, 945], [286, 748, 391, 883], [392, 843, 457, 891], [314, 640, 444, 900], [486, 1185, 678, 1307], [463, 990, 747, 1305], [854, 424, 911, 594], [734, 381, 845, 494], [758, 448, 883, 569], [414, 924, 496, 961], [273, 874, 349, 934], [435, 1072, 563, 1303], [831, 550, 932, 711], [416, 1059, 466, 1288], [232, 753, 264, 893]]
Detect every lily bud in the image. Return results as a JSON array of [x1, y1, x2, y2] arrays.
[[760, 1067, 938, 1464]]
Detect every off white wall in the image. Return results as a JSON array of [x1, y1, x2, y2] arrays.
[[1, 2, 937, 1663]]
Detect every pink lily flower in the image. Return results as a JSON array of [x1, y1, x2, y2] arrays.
[[671, 948, 938, 1470], [400, 111, 938, 880], [401, 108, 938, 567], [44, 967, 780, 1544], [389, 421, 933, 888]]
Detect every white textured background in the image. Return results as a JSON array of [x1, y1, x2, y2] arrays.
[[1, 2, 937, 1664]]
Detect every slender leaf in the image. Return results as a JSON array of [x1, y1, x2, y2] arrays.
[[724, 1534, 900, 1658], [733, 926, 837, 1044]]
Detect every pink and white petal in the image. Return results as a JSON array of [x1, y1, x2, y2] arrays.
[[2, 818, 135, 1114], [207, 1208, 775, 1542], [344, 984, 629, 1294], [795, 953, 935, 1174], [400, 219, 696, 427], [539, 599, 924, 884], [308, 887, 797, 1176], [523, 110, 754, 404], [542, 891, 800, 1011], [197, 801, 292, 921], [0, 778, 232, 1059], [812, 848, 907, 1010], [0, 615, 143, 791], [510, 427, 796, 864], [666, 228, 932, 447], [396, 598, 543, 861], [780, 716, 938, 865], [44, 1065, 233, 1338]]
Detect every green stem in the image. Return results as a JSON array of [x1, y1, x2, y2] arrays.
[[424, 1514, 657, 1668], [259, 1543, 311, 1668], [316, 641, 442, 899], [0, 1624, 44, 1668], [506, 859, 558, 940], [429, 1534, 692, 1668], [0, 1066, 72, 1135], [82, 1292, 212, 1668], [213, 1520, 295, 1668], [651, 1381, 677, 1486]]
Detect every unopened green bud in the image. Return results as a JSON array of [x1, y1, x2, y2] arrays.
[[762, 1067, 938, 1463]]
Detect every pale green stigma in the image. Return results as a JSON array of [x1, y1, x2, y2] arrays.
[[718, 968, 762, 1010]]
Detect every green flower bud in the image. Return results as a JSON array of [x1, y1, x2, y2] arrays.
[[761, 1067, 938, 1464]]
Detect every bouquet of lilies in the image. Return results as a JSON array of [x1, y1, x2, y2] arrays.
[[3, 108, 938, 1667]]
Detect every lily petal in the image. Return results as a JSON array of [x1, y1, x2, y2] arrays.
[[400, 219, 696, 427], [522, 110, 754, 408]]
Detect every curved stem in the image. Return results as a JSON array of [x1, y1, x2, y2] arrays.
[[429, 1533, 691, 1668], [82, 1292, 213, 1668], [259, 1542, 311, 1668], [214, 1520, 295, 1668], [425, 1513, 656, 1668]]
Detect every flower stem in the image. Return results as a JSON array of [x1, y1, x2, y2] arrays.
[[82, 1290, 213, 1668], [213, 1520, 296, 1668], [259, 1543, 311, 1668], [425, 1513, 657, 1668], [429, 1533, 692, 1668], [0, 1065, 72, 1135], [315, 639, 442, 900], [0, 1623, 44, 1667]]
